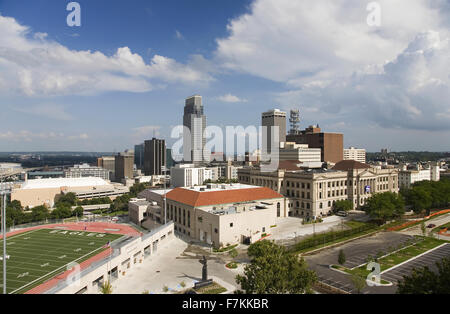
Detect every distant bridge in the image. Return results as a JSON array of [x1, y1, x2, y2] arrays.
[[0, 167, 43, 180]]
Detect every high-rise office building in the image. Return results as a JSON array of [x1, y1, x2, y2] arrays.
[[286, 125, 343, 163], [262, 109, 286, 155], [97, 156, 116, 181], [183, 95, 206, 164], [166, 148, 175, 169], [144, 138, 166, 176], [115, 150, 134, 182], [134, 143, 145, 170]]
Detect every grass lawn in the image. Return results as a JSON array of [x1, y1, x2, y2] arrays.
[[331, 236, 448, 283], [344, 221, 369, 229], [194, 282, 227, 294], [0, 228, 123, 294], [213, 244, 238, 253]]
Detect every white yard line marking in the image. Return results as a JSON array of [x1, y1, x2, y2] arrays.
[[9, 244, 108, 294]]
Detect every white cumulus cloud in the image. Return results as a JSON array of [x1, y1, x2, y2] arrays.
[[0, 14, 213, 97], [216, 94, 248, 103]]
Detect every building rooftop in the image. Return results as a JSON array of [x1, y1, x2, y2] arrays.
[[20, 177, 111, 190], [165, 184, 282, 207], [332, 160, 371, 171]]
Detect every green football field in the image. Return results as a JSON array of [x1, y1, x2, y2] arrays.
[[0, 228, 123, 294]]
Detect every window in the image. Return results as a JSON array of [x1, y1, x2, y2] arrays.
[[230, 223, 233, 227], [214, 228, 218, 233]]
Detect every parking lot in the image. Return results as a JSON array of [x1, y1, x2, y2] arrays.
[[304, 232, 421, 294], [381, 243, 450, 284], [342, 235, 420, 269], [316, 273, 369, 294]]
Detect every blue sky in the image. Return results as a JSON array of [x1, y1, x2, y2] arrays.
[[0, 0, 449, 153]]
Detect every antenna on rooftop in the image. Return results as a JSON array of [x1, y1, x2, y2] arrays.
[[289, 109, 300, 135]]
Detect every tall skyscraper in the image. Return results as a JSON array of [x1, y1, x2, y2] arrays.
[[262, 109, 286, 155], [115, 150, 134, 182], [134, 143, 144, 170], [183, 95, 206, 164], [166, 148, 175, 169], [144, 138, 166, 176]]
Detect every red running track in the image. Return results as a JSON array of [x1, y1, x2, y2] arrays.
[[0, 222, 142, 294]]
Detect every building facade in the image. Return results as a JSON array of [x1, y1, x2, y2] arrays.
[[398, 165, 440, 189], [262, 109, 286, 156], [279, 142, 322, 167], [134, 143, 145, 170], [344, 147, 366, 163], [286, 126, 344, 163], [238, 160, 399, 218], [134, 184, 286, 248], [170, 164, 214, 187], [144, 138, 166, 176], [64, 163, 110, 180], [183, 95, 207, 164], [115, 150, 134, 182], [97, 156, 116, 181]]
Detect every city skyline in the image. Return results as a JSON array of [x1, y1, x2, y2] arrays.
[[0, 0, 449, 152]]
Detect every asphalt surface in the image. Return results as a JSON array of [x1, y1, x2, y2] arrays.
[[381, 243, 450, 284], [304, 232, 417, 294]]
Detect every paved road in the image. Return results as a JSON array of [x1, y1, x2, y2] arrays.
[[400, 213, 450, 237]]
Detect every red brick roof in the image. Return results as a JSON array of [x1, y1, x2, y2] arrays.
[[332, 160, 371, 171], [166, 187, 283, 207]]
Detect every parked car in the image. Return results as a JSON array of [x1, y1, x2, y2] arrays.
[[336, 211, 348, 217], [427, 224, 436, 228]]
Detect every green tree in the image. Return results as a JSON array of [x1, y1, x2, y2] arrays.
[[56, 192, 77, 206], [73, 206, 84, 218], [338, 249, 346, 265], [351, 274, 366, 294], [51, 206, 72, 219], [236, 240, 317, 294], [31, 205, 50, 221], [397, 258, 450, 294], [364, 192, 405, 224], [420, 221, 426, 236], [407, 187, 432, 214], [334, 200, 353, 213]]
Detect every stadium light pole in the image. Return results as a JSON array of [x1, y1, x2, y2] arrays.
[[1, 181, 11, 294]]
